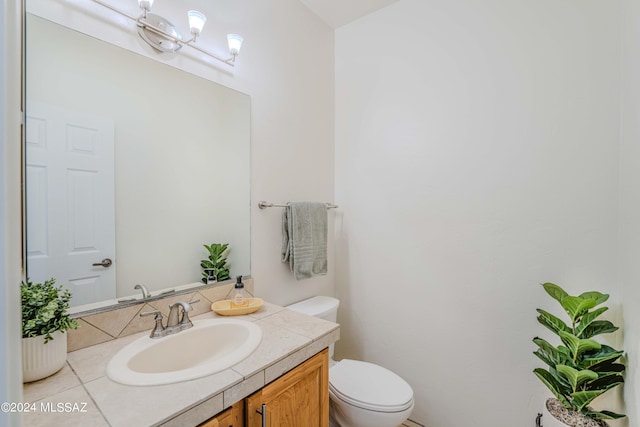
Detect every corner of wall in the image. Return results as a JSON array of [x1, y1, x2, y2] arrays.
[[1, 0, 25, 425]]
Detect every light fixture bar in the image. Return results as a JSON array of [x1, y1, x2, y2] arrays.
[[188, 40, 238, 66], [88, 0, 241, 67], [136, 20, 236, 64]]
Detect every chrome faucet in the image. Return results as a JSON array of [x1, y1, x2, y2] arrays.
[[166, 299, 199, 334], [134, 283, 151, 299], [117, 283, 153, 303], [139, 299, 200, 338]]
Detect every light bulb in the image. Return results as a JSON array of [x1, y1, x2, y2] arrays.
[[138, 0, 154, 12], [227, 34, 243, 56], [188, 10, 207, 36]]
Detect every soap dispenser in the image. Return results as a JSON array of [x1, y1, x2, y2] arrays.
[[226, 275, 253, 308]]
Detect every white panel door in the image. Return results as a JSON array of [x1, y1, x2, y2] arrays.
[[26, 102, 116, 307]]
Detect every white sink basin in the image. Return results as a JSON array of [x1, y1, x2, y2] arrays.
[[107, 318, 262, 386]]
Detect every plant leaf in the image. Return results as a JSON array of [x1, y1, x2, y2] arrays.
[[578, 291, 609, 305], [533, 368, 572, 408], [585, 373, 624, 391], [574, 307, 608, 338], [580, 320, 618, 339], [542, 283, 568, 304], [549, 366, 573, 391], [571, 390, 605, 412], [533, 337, 572, 368], [560, 296, 597, 323], [583, 410, 626, 420], [536, 309, 571, 336], [556, 365, 598, 391], [581, 345, 625, 370], [559, 331, 601, 359]]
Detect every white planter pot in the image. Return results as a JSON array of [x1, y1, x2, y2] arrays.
[[22, 330, 67, 383], [542, 398, 608, 427], [543, 404, 569, 427]]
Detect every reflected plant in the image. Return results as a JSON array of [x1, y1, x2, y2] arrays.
[[201, 243, 230, 283], [21, 278, 79, 343]]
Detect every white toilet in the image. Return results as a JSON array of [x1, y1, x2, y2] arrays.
[[287, 296, 414, 427]]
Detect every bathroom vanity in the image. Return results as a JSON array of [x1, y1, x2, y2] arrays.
[[22, 302, 339, 427], [201, 349, 328, 427]]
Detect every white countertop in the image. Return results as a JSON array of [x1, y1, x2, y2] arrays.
[[22, 302, 340, 427]]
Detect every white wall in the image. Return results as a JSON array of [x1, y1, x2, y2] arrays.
[[27, 0, 336, 306], [620, 0, 640, 424], [1, 0, 25, 425], [335, 0, 622, 425]]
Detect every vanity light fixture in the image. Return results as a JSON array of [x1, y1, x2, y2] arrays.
[[90, 0, 244, 66]]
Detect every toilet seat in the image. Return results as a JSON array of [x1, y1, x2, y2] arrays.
[[329, 359, 414, 413]]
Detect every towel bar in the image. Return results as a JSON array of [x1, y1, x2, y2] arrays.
[[258, 201, 338, 209]]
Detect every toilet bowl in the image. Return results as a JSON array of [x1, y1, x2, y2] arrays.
[[287, 296, 414, 427]]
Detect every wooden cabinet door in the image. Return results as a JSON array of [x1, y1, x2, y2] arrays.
[[246, 349, 329, 427], [198, 400, 244, 427]]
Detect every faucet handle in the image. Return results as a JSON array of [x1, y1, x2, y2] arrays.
[[140, 309, 161, 317], [140, 310, 165, 338]]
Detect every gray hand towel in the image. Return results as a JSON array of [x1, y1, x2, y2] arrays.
[[281, 202, 328, 280]]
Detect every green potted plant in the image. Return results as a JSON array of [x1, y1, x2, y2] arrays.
[[533, 282, 625, 427], [201, 243, 230, 283], [21, 278, 79, 382]]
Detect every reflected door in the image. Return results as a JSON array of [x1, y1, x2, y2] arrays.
[[26, 102, 116, 306]]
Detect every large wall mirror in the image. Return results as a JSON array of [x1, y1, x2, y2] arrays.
[[25, 13, 251, 313]]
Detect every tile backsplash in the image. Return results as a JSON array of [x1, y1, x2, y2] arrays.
[[67, 279, 254, 352]]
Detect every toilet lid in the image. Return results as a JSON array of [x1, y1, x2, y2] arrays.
[[329, 359, 414, 413]]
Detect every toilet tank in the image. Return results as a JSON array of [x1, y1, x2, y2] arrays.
[[286, 296, 339, 359], [286, 296, 339, 323]]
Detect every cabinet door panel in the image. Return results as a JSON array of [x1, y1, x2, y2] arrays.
[[198, 400, 244, 427], [268, 371, 320, 426], [246, 349, 329, 427]]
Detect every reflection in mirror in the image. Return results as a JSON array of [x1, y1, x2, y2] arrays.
[[25, 14, 251, 312]]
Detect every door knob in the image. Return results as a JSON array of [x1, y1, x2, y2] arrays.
[[92, 258, 113, 268]]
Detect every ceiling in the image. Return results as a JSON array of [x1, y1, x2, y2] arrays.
[[298, 0, 400, 28]]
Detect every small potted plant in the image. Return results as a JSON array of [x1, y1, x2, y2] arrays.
[[21, 278, 78, 382], [201, 243, 230, 283], [533, 282, 625, 426]]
